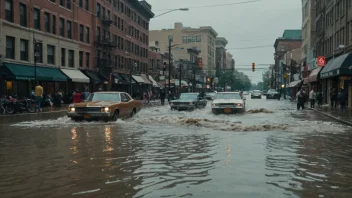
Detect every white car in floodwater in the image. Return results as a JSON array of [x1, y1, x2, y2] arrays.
[[211, 92, 246, 114]]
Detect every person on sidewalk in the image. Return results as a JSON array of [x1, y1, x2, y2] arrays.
[[309, 88, 316, 108], [316, 91, 323, 107], [296, 89, 305, 110], [73, 90, 82, 103], [34, 82, 43, 112], [330, 88, 337, 108], [337, 88, 346, 112]]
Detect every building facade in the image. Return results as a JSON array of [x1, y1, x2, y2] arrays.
[[0, 0, 153, 98], [149, 22, 218, 77], [215, 37, 228, 72], [301, 0, 316, 73], [225, 52, 234, 70], [314, 0, 352, 106]]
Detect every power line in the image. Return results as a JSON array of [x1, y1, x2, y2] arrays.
[[153, 0, 262, 11]]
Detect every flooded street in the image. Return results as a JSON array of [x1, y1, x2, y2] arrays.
[[0, 98, 351, 198]]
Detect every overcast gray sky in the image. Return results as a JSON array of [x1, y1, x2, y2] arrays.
[[147, 0, 302, 83]]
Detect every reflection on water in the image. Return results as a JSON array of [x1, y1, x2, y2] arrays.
[[0, 100, 352, 197]]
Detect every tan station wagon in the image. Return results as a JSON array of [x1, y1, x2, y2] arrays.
[[67, 92, 142, 121]]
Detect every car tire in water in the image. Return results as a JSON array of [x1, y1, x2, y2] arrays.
[[112, 110, 119, 121], [130, 109, 136, 117]]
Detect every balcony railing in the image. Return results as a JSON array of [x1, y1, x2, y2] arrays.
[[102, 15, 113, 27], [96, 57, 115, 68], [95, 36, 117, 48]]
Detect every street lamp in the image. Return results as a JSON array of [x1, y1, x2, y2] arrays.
[[33, 39, 42, 84], [130, 63, 138, 96], [154, 8, 189, 18]]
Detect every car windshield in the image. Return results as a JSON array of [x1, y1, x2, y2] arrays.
[[179, 94, 198, 100], [86, 93, 121, 102], [268, 89, 278, 93], [216, 93, 242, 100], [253, 91, 261, 94]]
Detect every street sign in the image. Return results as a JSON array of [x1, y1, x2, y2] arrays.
[[317, 56, 326, 67]]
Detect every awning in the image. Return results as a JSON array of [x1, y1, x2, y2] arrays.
[[148, 75, 159, 87], [320, 52, 352, 79], [111, 73, 124, 84], [289, 80, 302, 88], [132, 75, 145, 84], [60, 68, 90, 83], [306, 67, 322, 83], [98, 70, 110, 83], [3, 63, 67, 81], [120, 74, 132, 83], [140, 74, 152, 84], [81, 70, 101, 84]]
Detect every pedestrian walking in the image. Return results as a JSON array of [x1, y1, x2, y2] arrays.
[[160, 89, 166, 105], [309, 88, 316, 108], [296, 89, 305, 110], [337, 88, 346, 112], [330, 88, 337, 108], [73, 90, 82, 103], [316, 91, 323, 107], [34, 82, 43, 112]]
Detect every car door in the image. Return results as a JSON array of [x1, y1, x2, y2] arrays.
[[123, 93, 133, 116], [119, 93, 129, 117]]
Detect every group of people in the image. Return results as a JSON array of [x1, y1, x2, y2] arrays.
[[296, 87, 346, 112]]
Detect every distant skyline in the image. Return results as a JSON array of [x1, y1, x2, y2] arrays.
[[147, 0, 302, 83]]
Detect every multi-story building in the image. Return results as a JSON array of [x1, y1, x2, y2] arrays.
[[273, 30, 302, 89], [0, 0, 153, 98], [215, 37, 228, 73], [315, 0, 352, 106], [149, 22, 218, 78], [301, 0, 316, 72], [225, 52, 234, 70]]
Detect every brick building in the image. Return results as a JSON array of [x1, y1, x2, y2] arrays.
[[0, 0, 153, 98]]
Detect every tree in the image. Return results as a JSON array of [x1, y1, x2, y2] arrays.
[[217, 70, 252, 91]]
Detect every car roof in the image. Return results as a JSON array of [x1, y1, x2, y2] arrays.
[[218, 92, 240, 94], [182, 92, 198, 94], [92, 91, 126, 94]]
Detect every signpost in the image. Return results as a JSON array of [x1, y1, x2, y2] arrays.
[[317, 56, 326, 67]]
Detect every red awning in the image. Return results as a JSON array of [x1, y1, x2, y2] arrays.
[[307, 67, 322, 83]]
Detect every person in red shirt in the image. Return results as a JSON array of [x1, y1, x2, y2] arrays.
[[73, 90, 82, 103]]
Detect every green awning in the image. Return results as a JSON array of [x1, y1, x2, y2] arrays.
[[320, 53, 352, 79], [4, 63, 67, 81]]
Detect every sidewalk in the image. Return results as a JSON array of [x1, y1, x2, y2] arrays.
[[309, 105, 352, 126]]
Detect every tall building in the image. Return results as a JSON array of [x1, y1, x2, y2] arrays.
[[149, 22, 218, 77], [301, 0, 316, 72], [315, 0, 352, 106], [0, 0, 153, 98], [225, 52, 234, 70], [273, 30, 302, 89], [215, 37, 228, 72]]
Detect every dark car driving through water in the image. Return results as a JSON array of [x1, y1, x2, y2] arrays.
[[251, 90, 262, 99], [266, 89, 280, 100], [170, 93, 207, 111], [204, 92, 217, 100]]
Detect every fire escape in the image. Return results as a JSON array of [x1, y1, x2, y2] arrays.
[[95, 15, 117, 72]]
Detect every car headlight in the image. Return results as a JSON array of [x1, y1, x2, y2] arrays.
[[236, 103, 243, 107], [102, 107, 110, 112], [212, 103, 219, 107], [68, 107, 75, 112]]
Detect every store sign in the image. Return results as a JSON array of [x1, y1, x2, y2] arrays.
[[317, 56, 326, 67]]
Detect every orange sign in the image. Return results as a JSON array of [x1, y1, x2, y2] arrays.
[[317, 56, 326, 67]]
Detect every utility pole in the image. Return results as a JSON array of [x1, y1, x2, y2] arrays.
[[168, 38, 172, 94], [179, 66, 182, 95]]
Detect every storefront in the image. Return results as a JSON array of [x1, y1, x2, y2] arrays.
[[111, 72, 130, 93], [60, 68, 90, 93], [80, 70, 103, 92], [305, 66, 323, 92], [3, 62, 67, 98], [288, 80, 302, 99], [320, 52, 352, 107]]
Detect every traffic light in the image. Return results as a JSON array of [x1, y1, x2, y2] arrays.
[[252, 62, 255, 72]]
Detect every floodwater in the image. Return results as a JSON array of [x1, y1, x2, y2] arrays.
[[0, 98, 351, 198]]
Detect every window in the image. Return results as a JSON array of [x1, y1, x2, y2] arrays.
[[47, 45, 55, 65], [79, 24, 84, 41], [20, 39, 28, 61], [79, 0, 83, 7], [102, 7, 105, 18], [52, 15, 56, 34], [79, 51, 83, 67], [59, 18, 64, 37], [196, 36, 201, 42], [5, 0, 13, 22], [96, 3, 101, 18], [85, 0, 89, 10], [34, 8, 40, 30], [67, 0, 71, 9], [86, 27, 90, 43], [35, 43, 43, 63], [6, 36, 15, 59], [60, 0, 64, 6], [108, 10, 111, 20], [19, 3, 27, 27], [45, 12, 50, 32], [97, 26, 101, 41], [86, 52, 90, 68], [67, 20, 72, 39], [68, 50, 74, 67], [61, 48, 66, 66]]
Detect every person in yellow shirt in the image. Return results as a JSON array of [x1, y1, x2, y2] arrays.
[[34, 82, 43, 112]]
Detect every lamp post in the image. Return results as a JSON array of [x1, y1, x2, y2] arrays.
[[154, 8, 189, 18], [0, 56, 3, 97], [33, 39, 41, 84]]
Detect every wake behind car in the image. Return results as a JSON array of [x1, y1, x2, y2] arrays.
[[266, 89, 280, 99], [67, 92, 142, 121], [212, 92, 245, 114], [251, 90, 262, 99], [170, 93, 207, 111]]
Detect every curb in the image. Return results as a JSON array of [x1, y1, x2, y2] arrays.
[[309, 107, 352, 127]]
